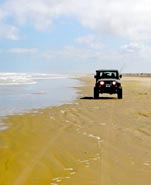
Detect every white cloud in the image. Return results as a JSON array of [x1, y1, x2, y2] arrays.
[[3, 0, 64, 30], [120, 42, 151, 59], [0, 8, 7, 20], [1, 0, 151, 41], [0, 5, 20, 40], [75, 35, 103, 49], [44, 46, 101, 60], [120, 43, 142, 54], [0, 23, 20, 40], [70, 0, 151, 41], [8, 48, 38, 54], [44, 40, 151, 64]]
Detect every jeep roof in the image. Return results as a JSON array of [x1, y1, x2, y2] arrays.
[[96, 69, 119, 72]]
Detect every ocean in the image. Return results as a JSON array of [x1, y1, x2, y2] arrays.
[[0, 73, 80, 117]]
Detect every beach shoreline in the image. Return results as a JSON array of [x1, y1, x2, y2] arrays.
[[0, 75, 151, 185], [0, 74, 82, 117]]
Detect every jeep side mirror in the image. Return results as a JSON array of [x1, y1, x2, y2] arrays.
[[119, 74, 122, 78], [94, 75, 97, 78]]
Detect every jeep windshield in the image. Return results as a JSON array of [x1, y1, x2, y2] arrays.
[[98, 71, 118, 79]]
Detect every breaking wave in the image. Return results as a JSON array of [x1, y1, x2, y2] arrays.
[[0, 73, 69, 86]]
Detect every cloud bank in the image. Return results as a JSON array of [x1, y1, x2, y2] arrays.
[[0, 0, 151, 73], [1, 0, 151, 40]]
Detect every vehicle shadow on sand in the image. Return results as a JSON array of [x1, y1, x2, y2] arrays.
[[80, 96, 117, 100]]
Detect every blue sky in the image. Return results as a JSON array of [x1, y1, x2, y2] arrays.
[[0, 0, 151, 73]]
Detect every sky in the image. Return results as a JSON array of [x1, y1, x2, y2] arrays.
[[0, 0, 151, 73]]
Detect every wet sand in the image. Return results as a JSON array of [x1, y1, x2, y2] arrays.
[[0, 76, 151, 185]]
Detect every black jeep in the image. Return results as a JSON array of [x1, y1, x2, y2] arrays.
[[94, 69, 123, 99]]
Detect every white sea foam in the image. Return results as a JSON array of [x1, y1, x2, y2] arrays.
[[0, 73, 70, 86]]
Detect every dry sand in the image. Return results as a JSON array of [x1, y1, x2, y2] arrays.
[[0, 76, 151, 185]]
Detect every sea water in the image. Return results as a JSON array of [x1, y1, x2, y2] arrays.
[[0, 73, 79, 117]]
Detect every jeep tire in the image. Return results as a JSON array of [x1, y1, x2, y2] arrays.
[[94, 87, 99, 99], [117, 89, 123, 99]]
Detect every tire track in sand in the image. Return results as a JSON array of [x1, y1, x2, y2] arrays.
[[13, 125, 67, 185]]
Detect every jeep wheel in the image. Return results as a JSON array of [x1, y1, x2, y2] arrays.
[[94, 87, 99, 99], [118, 89, 123, 99]]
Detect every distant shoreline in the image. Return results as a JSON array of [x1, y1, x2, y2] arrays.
[[122, 73, 151, 77], [89, 72, 151, 77]]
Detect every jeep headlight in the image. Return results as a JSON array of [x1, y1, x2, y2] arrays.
[[100, 81, 105, 85], [112, 81, 116, 85]]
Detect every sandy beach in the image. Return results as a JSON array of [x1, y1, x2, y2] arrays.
[[0, 75, 151, 185]]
